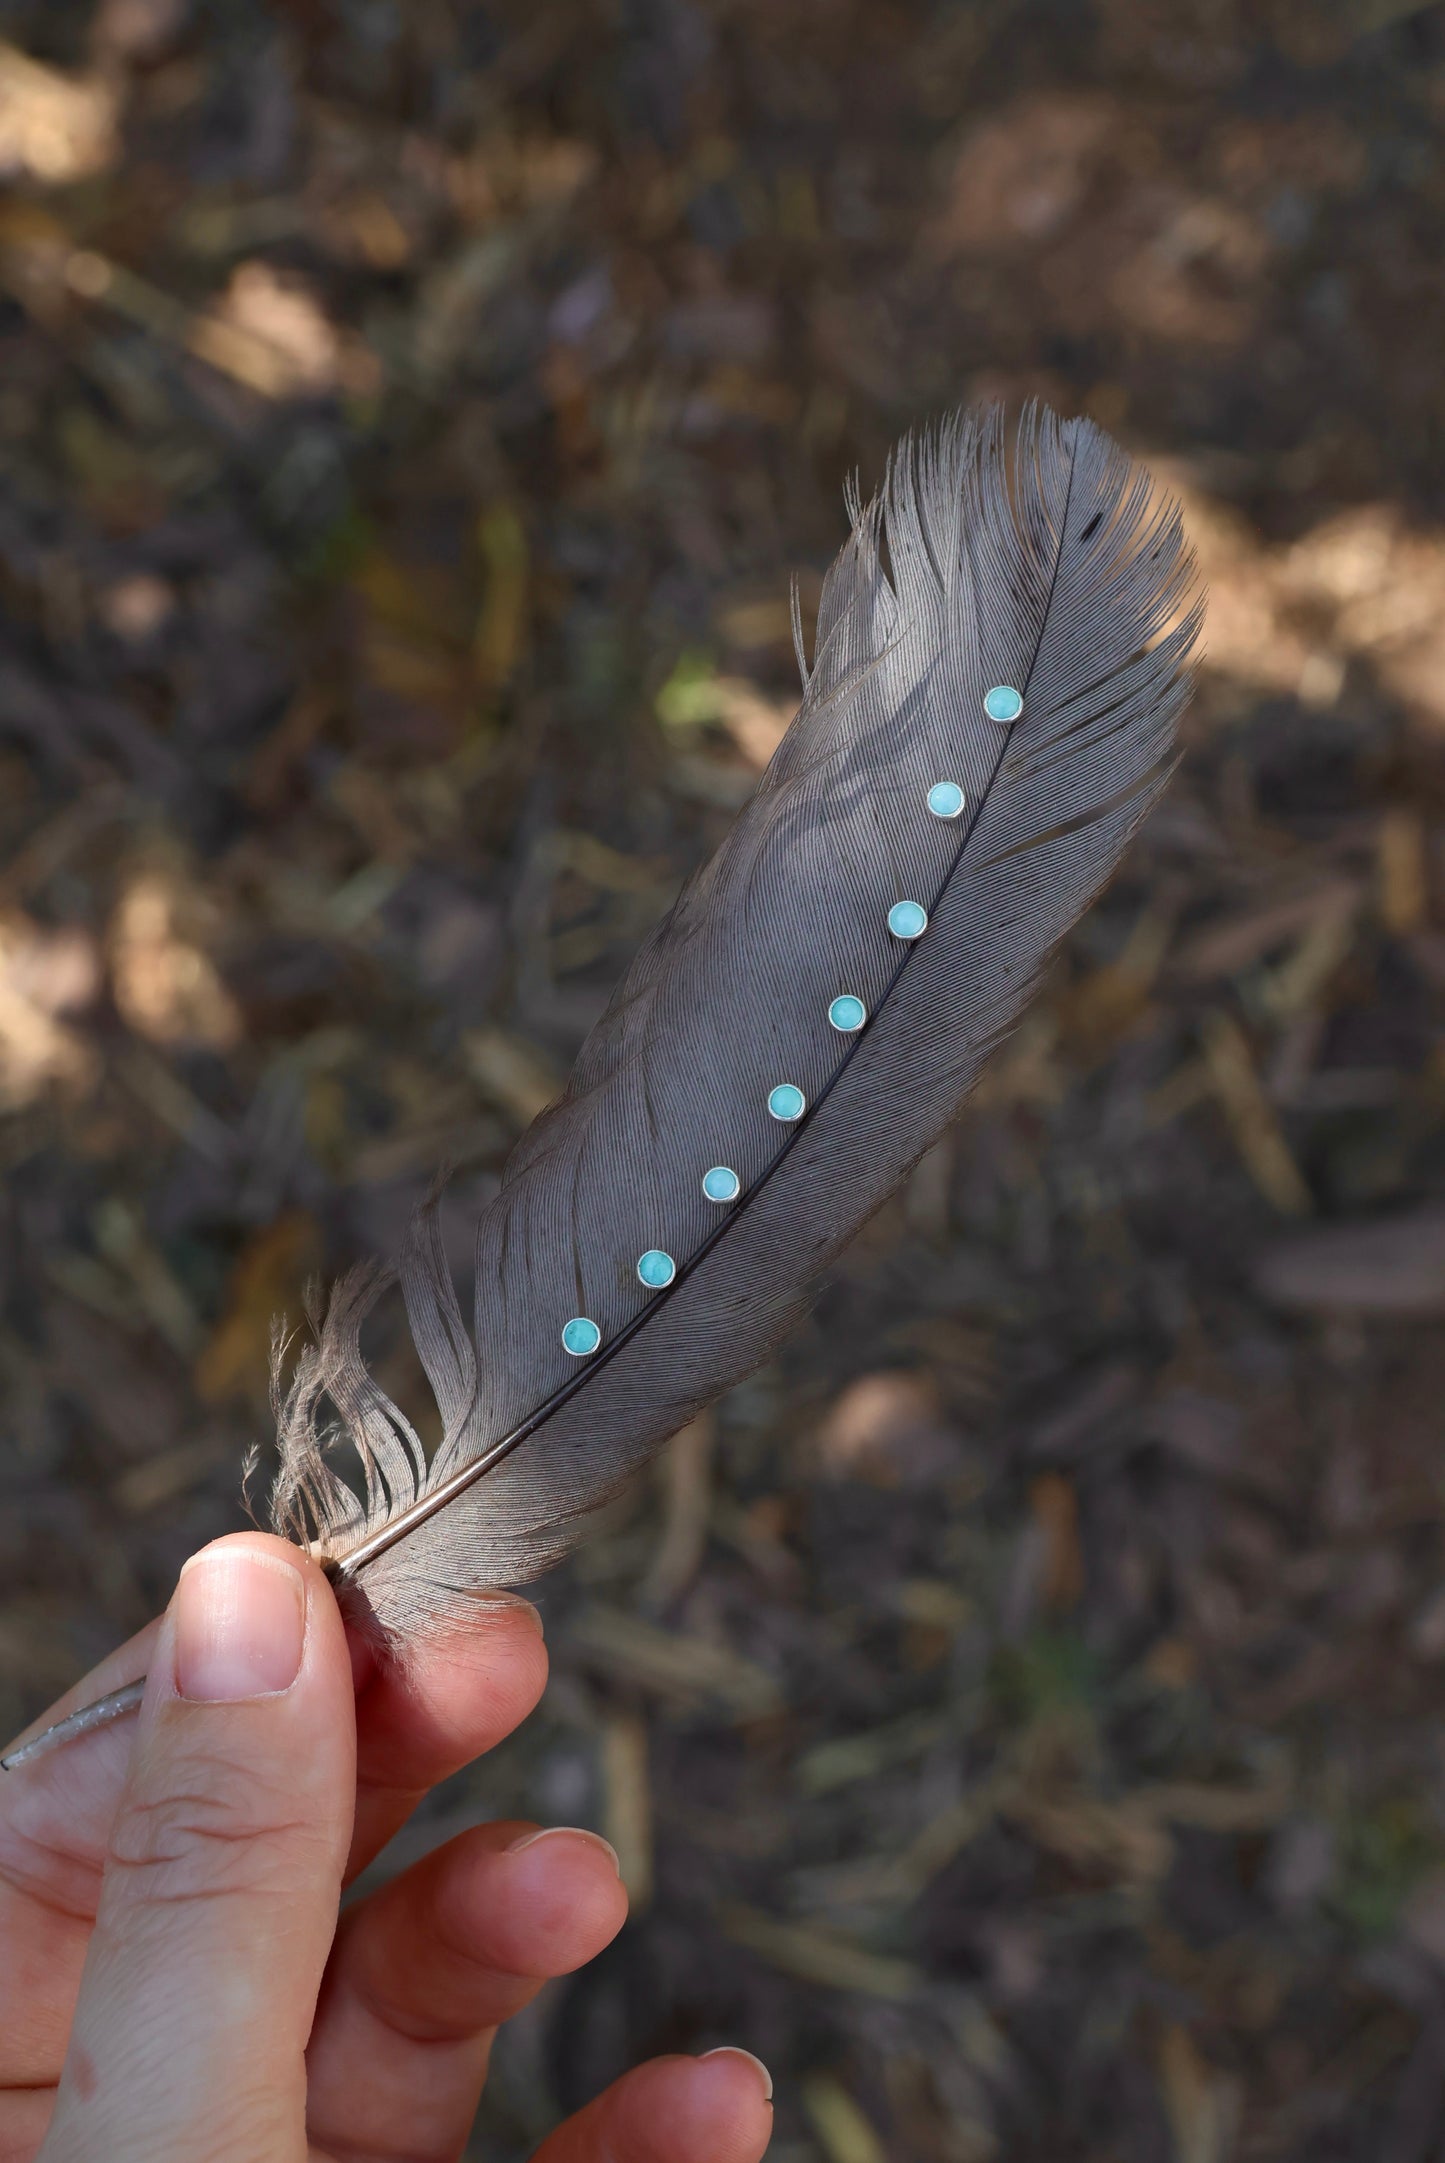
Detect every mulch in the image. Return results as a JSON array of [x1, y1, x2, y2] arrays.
[[4, 2, 1445, 2156]]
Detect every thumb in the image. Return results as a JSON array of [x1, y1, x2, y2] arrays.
[[40, 1534, 355, 2163]]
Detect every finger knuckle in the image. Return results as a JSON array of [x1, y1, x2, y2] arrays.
[[106, 1751, 321, 1907]]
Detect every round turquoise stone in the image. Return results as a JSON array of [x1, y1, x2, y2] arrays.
[[887, 900, 928, 940], [767, 1083, 807, 1122], [984, 684, 1023, 723], [703, 1165, 741, 1203], [637, 1248, 676, 1289], [828, 994, 867, 1033], [561, 1316, 601, 1357], [927, 780, 965, 820]]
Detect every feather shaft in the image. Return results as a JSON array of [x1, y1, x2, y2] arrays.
[[278, 405, 1201, 1645], [334, 543, 1059, 1579]]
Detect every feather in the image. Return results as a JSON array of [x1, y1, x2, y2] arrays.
[[265, 401, 1201, 1648]]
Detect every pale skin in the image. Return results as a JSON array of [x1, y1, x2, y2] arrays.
[[0, 1533, 775, 2163]]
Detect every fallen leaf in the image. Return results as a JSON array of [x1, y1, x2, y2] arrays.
[[195, 1212, 321, 1406], [0, 41, 117, 184], [462, 1025, 564, 1125], [812, 1370, 959, 1487]]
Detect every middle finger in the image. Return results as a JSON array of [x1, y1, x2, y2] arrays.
[[306, 1819, 626, 2163]]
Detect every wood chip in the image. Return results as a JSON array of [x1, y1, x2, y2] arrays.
[[602, 1709, 653, 1910], [1157, 2025, 1239, 2163], [567, 1604, 783, 1719], [641, 1413, 715, 1608], [1029, 1472, 1084, 1611], [1200, 1009, 1312, 1214], [718, 1906, 921, 1998], [1378, 809, 1430, 935], [801, 2075, 888, 2163], [1254, 1207, 1445, 1315], [1174, 880, 1361, 982]]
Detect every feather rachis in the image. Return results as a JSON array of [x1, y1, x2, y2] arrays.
[[270, 404, 1201, 1642]]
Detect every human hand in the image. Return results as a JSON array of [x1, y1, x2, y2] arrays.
[[0, 1533, 775, 2163]]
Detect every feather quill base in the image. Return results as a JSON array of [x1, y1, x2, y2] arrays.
[[1, 1677, 146, 1770]]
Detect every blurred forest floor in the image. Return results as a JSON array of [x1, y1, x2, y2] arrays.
[[3, 2, 1445, 2157]]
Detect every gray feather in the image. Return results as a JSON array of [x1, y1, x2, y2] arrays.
[[269, 403, 1201, 1645]]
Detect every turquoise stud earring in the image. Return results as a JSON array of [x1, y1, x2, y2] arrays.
[[887, 900, 928, 940], [767, 1083, 807, 1122], [983, 684, 1023, 723], [562, 1316, 601, 1356]]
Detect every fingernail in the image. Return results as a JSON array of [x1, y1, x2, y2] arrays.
[[702, 2048, 774, 2102], [506, 1825, 622, 1874], [173, 1548, 307, 1702], [482, 1593, 544, 1636]]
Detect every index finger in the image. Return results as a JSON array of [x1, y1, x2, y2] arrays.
[[0, 1585, 547, 2093], [347, 1594, 549, 1876]]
